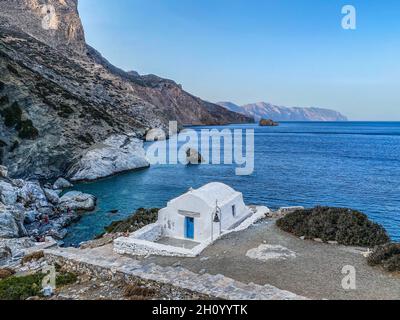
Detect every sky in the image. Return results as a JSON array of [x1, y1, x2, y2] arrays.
[[78, 0, 400, 121]]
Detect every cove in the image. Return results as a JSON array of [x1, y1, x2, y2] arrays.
[[63, 122, 400, 246]]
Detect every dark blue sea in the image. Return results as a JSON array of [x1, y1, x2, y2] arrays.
[[63, 122, 400, 246]]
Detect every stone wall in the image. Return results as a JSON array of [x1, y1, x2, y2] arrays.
[[114, 238, 196, 258], [134, 223, 162, 242], [43, 251, 208, 298]]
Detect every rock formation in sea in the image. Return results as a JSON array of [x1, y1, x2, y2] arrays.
[[218, 101, 348, 122], [0, 0, 252, 181], [186, 148, 205, 165], [259, 119, 279, 127]]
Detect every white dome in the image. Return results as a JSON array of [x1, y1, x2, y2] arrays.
[[189, 182, 239, 207]]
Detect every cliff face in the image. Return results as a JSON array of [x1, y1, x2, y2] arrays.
[[0, 1, 251, 180], [0, 0, 86, 54], [87, 47, 252, 126], [218, 102, 348, 122]]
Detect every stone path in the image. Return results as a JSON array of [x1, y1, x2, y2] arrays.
[[43, 245, 306, 300]]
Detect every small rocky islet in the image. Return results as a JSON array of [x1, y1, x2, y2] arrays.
[[259, 119, 279, 127]]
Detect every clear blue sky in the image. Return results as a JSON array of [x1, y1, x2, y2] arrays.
[[78, 0, 400, 121]]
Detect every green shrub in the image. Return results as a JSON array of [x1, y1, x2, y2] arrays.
[[7, 64, 19, 76], [368, 243, 400, 272], [276, 207, 390, 247], [104, 208, 159, 234], [77, 133, 95, 145], [21, 251, 45, 265], [57, 103, 74, 118], [1, 102, 22, 127], [56, 272, 78, 287], [0, 102, 39, 140], [17, 120, 39, 140], [0, 268, 15, 280], [9, 140, 19, 152], [123, 284, 156, 299], [0, 95, 9, 107], [0, 273, 44, 300]]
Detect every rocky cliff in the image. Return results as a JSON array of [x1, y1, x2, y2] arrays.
[[218, 101, 348, 122], [0, 0, 251, 180], [0, 0, 86, 55]]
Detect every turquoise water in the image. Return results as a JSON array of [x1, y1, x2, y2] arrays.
[[63, 122, 400, 246]]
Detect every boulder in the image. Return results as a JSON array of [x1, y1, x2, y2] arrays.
[[0, 166, 8, 178], [0, 180, 17, 205], [11, 179, 25, 188], [0, 205, 27, 238], [145, 128, 167, 142], [0, 211, 20, 238], [48, 228, 68, 240], [67, 135, 150, 182], [44, 188, 60, 205], [53, 178, 73, 190], [0, 238, 36, 266], [186, 148, 205, 165], [24, 210, 39, 224], [18, 181, 48, 208], [59, 191, 96, 212], [259, 119, 279, 127]]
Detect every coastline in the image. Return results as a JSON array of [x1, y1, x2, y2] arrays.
[[6, 216, 398, 300]]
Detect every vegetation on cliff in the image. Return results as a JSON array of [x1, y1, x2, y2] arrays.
[[0, 102, 39, 140], [103, 208, 159, 235], [277, 207, 390, 247]]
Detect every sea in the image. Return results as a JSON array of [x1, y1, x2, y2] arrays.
[[63, 122, 400, 246]]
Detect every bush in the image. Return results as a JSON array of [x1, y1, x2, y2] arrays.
[[0, 102, 39, 140], [1, 102, 22, 127], [276, 207, 390, 247], [0, 95, 9, 107], [104, 208, 159, 234], [368, 243, 400, 272], [0, 268, 15, 280], [21, 251, 45, 265], [7, 64, 19, 76], [123, 285, 156, 299], [57, 103, 74, 118], [56, 272, 78, 287], [0, 273, 44, 300], [9, 140, 19, 152], [17, 119, 39, 140]]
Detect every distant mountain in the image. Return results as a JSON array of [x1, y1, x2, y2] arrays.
[[218, 101, 348, 122]]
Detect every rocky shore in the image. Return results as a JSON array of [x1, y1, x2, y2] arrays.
[[0, 166, 96, 266]]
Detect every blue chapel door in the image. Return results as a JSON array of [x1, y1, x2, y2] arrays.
[[185, 217, 194, 240]]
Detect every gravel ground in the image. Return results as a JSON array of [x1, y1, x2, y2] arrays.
[[144, 219, 400, 300]]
